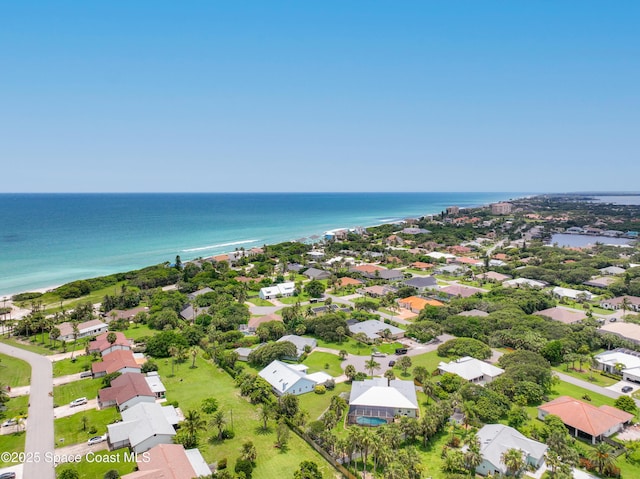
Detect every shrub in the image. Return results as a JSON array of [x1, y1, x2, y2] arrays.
[[88, 426, 97, 434], [222, 429, 235, 439], [234, 458, 254, 479], [314, 385, 326, 394], [217, 458, 227, 470]]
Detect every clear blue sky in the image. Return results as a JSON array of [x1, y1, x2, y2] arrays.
[[1, 1, 638, 193]]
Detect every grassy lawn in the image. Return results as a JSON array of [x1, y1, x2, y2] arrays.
[[2, 395, 29, 420], [314, 337, 402, 356], [121, 323, 157, 341], [302, 352, 344, 376], [56, 450, 137, 479], [553, 365, 618, 387], [0, 337, 57, 355], [55, 408, 121, 447], [0, 353, 31, 387], [404, 350, 442, 374], [298, 382, 350, 421], [0, 431, 26, 466], [32, 281, 131, 314], [280, 293, 311, 304], [247, 297, 274, 307], [153, 354, 335, 478], [53, 378, 103, 406], [53, 356, 95, 377]]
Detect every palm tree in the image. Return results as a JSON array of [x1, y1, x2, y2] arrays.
[[259, 403, 273, 431], [464, 434, 483, 475], [621, 296, 631, 319], [365, 358, 380, 377], [182, 409, 207, 446], [70, 321, 80, 359], [211, 410, 227, 440], [501, 448, 526, 477], [190, 346, 198, 368], [589, 442, 616, 475]]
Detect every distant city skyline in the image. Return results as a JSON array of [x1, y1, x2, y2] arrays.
[[1, 1, 638, 193]]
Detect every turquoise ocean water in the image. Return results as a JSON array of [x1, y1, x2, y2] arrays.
[[0, 193, 522, 296]]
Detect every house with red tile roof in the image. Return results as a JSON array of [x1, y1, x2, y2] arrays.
[[397, 296, 444, 313], [122, 444, 211, 479], [88, 331, 131, 357], [411, 261, 434, 270], [538, 396, 633, 444], [92, 349, 141, 378], [339, 277, 363, 287], [98, 372, 155, 411], [439, 284, 486, 298]]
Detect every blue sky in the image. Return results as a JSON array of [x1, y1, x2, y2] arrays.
[[1, 1, 638, 193]]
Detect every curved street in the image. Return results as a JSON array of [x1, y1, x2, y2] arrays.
[[0, 343, 55, 479]]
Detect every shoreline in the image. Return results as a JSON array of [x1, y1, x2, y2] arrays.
[[0, 193, 526, 299]]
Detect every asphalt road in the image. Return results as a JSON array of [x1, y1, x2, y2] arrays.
[[0, 343, 55, 479]]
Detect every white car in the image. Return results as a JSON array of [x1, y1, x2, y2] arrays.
[[371, 351, 387, 357], [1, 418, 17, 427], [88, 435, 106, 445], [70, 397, 88, 407]]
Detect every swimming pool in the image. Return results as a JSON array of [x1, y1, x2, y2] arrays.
[[356, 416, 388, 426]]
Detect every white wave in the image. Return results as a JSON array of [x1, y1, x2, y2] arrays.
[[182, 239, 259, 253]]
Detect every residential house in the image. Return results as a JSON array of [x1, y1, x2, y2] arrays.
[[600, 296, 640, 312], [258, 360, 331, 396], [303, 267, 331, 281], [599, 322, 640, 345], [179, 305, 206, 322], [360, 285, 396, 298], [234, 347, 253, 362], [552, 287, 594, 301], [600, 266, 626, 275], [286, 263, 304, 272], [410, 261, 434, 271], [385, 235, 404, 246], [475, 424, 547, 476], [458, 309, 489, 317], [88, 332, 131, 357], [55, 319, 108, 343], [105, 306, 149, 322], [455, 257, 484, 267], [276, 335, 317, 358], [144, 371, 167, 399], [427, 252, 457, 262], [259, 282, 296, 300], [502, 278, 547, 289], [403, 276, 438, 292], [244, 313, 283, 334], [347, 319, 405, 342], [434, 264, 466, 276], [397, 296, 444, 314], [534, 307, 587, 325], [594, 349, 640, 383], [187, 287, 213, 301], [121, 444, 210, 479], [402, 227, 430, 235], [476, 271, 511, 283], [348, 378, 419, 425], [98, 372, 156, 410], [439, 284, 486, 298], [92, 349, 141, 378], [338, 277, 363, 288], [438, 357, 504, 385], [107, 402, 182, 453], [538, 396, 633, 444]]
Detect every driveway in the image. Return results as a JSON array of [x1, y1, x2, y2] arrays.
[[54, 440, 108, 465], [54, 399, 98, 419], [0, 464, 23, 479], [606, 380, 638, 395], [0, 343, 55, 479]]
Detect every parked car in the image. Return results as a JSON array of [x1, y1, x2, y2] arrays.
[[80, 371, 92, 378], [1, 418, 17, 427], [610, 317, 617, 322], [622, 386, 633, 393], [88, 435, 106, 445], [0, 472, 17, 479], [70, 397, 88, 407], [395, 348, 408, 355], [388, 360, 396, 367], [372, 351, 386, 357]]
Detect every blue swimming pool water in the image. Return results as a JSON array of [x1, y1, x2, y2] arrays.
[[356, 416, 387, 426]]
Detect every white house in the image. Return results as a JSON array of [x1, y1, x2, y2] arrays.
[[144, 371, 167, 399], [259, 282, 296, 300], [438, 356, 504, 385], [55, 319, 108, 342], [600, 296, 640, 312], [594, 349, 640, 383], [552, 287, 594, 301], [475, 424, 547, 476], [502, 278, 547, 289], [348, 378, 419, 425], [107, 403, 182, 453], [258, 360, 331, 396]]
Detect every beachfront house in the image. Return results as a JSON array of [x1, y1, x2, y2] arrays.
[[55, 319, 108, 342]]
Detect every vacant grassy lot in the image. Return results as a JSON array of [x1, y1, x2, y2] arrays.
[[54, 408, 121, 447], [404, 350, 442, 374], [0, 353, 31, 386], [0, 337, 55, 355], [298, 382, 350, 421], [0, 431, 26, 466], [154, 354, 335, 478], [302, 351, 344, 376], [52, 356, 95, 377], [553, 365, 618, 387], [53, 378, 103, 406], [121, 323, 157, 341]]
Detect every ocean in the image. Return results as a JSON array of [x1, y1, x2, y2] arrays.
[[0, 192, 522, 296]]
